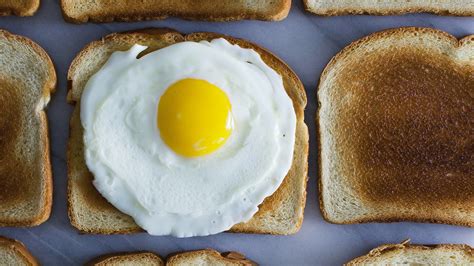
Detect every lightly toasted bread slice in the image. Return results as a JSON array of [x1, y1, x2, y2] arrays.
[[0, 30, 56, 227], [0, 1, 39, 16], [304, 0, 473, 16], [67, 28, 309, 235], [318, 27, 474, 227], [346, 240, 473, 265], [0, 236, 39, 266], [89, 249, 255, 266], [60, 0, 291, 23]]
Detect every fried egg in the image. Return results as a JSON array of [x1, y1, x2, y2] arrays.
[[80, 38, 296, 237]]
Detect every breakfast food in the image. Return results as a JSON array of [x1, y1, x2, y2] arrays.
[[304, 0, 473, 16], [89, 249, 255, 266], [0, 1, 39, 16], [67, 29, 308, 236], [0, 236, 39, 266], [60, 0, 291, 23], [346, 241, 474, 265], [318, 27, 473, 226], [0, 30, 56, 227]]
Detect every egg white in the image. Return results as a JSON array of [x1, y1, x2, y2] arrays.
[[81, 39, 296, 237]]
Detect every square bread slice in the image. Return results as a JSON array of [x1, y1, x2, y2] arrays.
[[0, 0, 39, 16], [318, 27, 474, 226], [304, 0, 474, 16], [0, 30, 56, 227], [89, 249, 255, 266], [346, 241, 473, 265], [60, 0, 291, 23], [67, 28, 309, 235], [0, 236, 39, 266]]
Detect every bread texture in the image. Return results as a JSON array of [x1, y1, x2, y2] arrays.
[[0, 0, 39, 16], [0, 30, 56, 227], [60, 0, 291, 23], [67, 28, 308, 235], [90, 249, 255, 266], [318, 27, 474, 226], [304, 0, 474, 16], [88, 252, 164, 266], [0, 236, 39, 266], [346, 241, 473, 265]]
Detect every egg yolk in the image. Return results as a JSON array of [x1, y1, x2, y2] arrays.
[[158, 79, 233, 157]]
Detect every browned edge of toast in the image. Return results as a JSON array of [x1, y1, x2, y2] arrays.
[[345, 240, 474, 265], [0, 236, 39, 265], [316, 27, 474, 227], [59, 0, 291, 24], [166, 249, 257, 266], [0, 0, 40, 16], [302, 0, 474, 16], [0, 29, 56, 227], [66, 28, 308, 235], [87, 251, 164, 266]]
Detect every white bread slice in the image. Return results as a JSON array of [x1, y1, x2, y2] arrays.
[[304, 0, 473, 16], [0, 1, 39, 16], [67, 28, 309, 235], [0, 236, 39, 266], [89, 249, 255, 266], [318, 27, 473, 226], [60, 0, 291, 23], [346, 241, 473, 265], [0, 30, 56, 227]]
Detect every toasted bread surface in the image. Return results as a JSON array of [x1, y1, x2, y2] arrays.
[[0, 30, 56, 227], [167, 249, 256, 266], [0, 0, 39, 16], [0, 236, 39, 266], [346, 242, 473, 265], [304, 0, 473, 16], [318, 27, 474, 226], [88, 252, 164, 266], [67, 28, 308, 235], [60, 0, 290, 23]]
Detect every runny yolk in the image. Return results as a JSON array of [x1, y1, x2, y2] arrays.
[[158, 78, 233, 157]]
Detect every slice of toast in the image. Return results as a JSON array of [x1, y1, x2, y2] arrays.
[[0, 236, 39, 266], [88, 252, 165, 266], [0, 1, 39, 16], [0, 30, 56, 227], [89, 249, 255, 266], [60, 0, 291, 23], [346, 241, 473, 265], [67, 28, 309, 235], [318, 27, 474, 226], [304, 0, 473, 16]]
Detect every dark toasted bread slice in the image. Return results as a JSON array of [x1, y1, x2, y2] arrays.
[[304, 0, 473, 16], [0, 0, 39, 16], [346, 241, 473, 265], [0, 30, 56, 227], [60, 0, 291, 23], [318, 27, 474, 226], [67, 28, 308, 235], [0, 236, 39, 266]]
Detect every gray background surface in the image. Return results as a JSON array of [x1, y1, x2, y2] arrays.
[[0, 0, 473, 265]]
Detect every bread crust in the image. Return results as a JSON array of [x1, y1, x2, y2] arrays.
[[67, 28, 308, 235], [0, 236, 39, 266], [317, 27, 474, 227], [303, 0, 474, 16], [167, 249, 257, 266], [60, 0, 291, 23], [87, 251, 164, 266], [0, 30, 56, 227], [346, 241, 473, 265], [0, 0, 39, 16]]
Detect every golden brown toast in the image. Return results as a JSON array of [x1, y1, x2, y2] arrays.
[[318, 27, 474, 226], [60, 0, 291, 23], [0, 30, 56, 227], [0, 0, 39, 16], [67, 28, 309, 235], [0, 236, 39, 266]]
